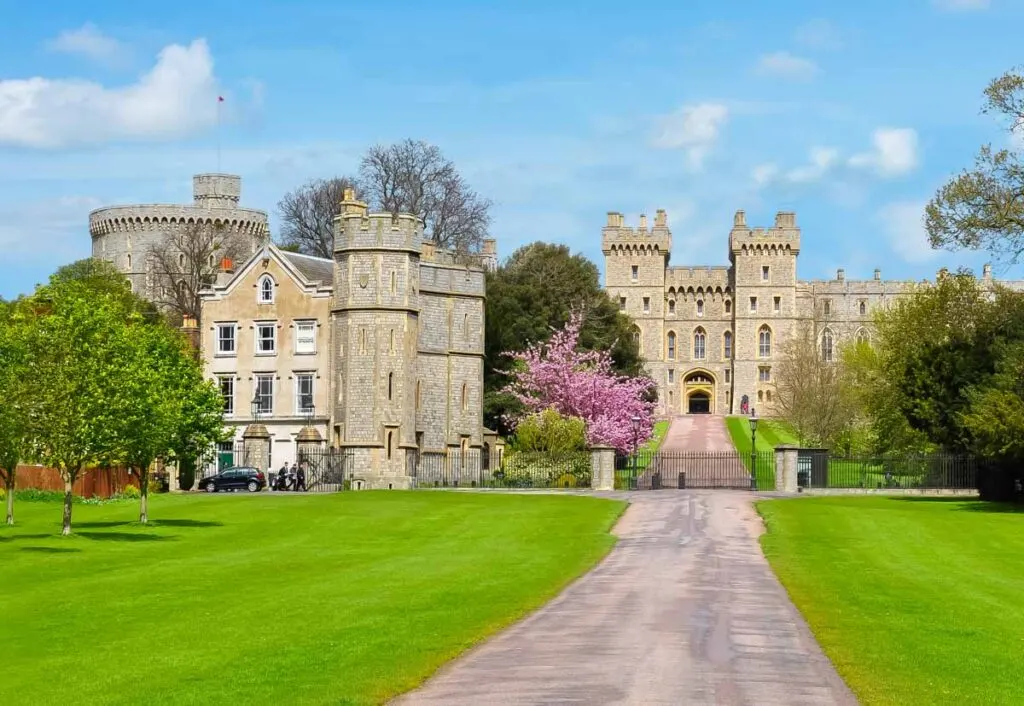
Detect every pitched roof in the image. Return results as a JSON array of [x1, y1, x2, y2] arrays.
[[282, 251, 334, 286]]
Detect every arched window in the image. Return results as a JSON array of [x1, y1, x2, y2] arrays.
[[258, 275, 274, 303], [668, 299, 676, 314], [667, 331, 676, 359], [821, 329, 834, 362], [632, 326, 641, 354], [856, 328, 869, 345], [759, 326, 772, 358], [725, 300, 732, 314], [693, 328, 706, 360], [388, 372, 394, 401], [125, 253, 132, 270], [723, 331, 733, 359], [859, 300, 867, 316], [696, 300, 704, 317], [390, 329, 395, 353], [126, 234, 131, 250], [178, 253, 185, 268], [463, 313, 469, 339]]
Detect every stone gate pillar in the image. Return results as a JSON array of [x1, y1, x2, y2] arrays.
[[242, 424, 271, 472], [775, 445, 798, 493], [590, 445, 616, 491]]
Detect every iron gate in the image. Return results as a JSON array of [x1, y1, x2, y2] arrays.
[[616, 450, 776, 491]]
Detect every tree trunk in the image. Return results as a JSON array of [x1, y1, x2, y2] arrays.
[[139, 465, 149, 524], [61, 473, 75, 536], [5, 473, 14, 526]]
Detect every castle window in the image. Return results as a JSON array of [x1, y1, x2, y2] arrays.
[[725, 369, 731, 383], [126, 234, 131, 250], [178, 253, 185, 268], [386, 431, 394, 460], [391, 270, 397, 294], [693, 328, 706, 360], [388, 372, 394, 401], [766, 390, 772, 402], [821, 329, 834, 362], [668, 299, 675, 314], [619, 296, 627, 311], [758, 390, 764, 402], [750, 297, 757, 313], [464, 313, 469, 339], [631, 265, 638, 281], [759, 366, 771, 382], [667, 331, 676, 359], [643, 296, 650, 313], [632, 326, 641, 355], [668, 369, 674, 383], [723, 331, 732, 359], [461, 383, 468, 411], [256, 322, 277, 355], [859, 300, 867, 316], [416, 380, 422, 410], [696, 300, 704, 317], [823, 299, 831, 317], [725, 300, 732, 314], [759, 326, 772, 357], [126, 254, 132, 270], [390, 329, 395, 353], [258, 275, 275, 303], [359, 328, 367, 354], [773, 296, 781, 313], [856, 328, 869, 345], [762, 265, 770, 281]]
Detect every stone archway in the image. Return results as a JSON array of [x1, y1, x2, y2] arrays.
[[683, 370, 716, 415]]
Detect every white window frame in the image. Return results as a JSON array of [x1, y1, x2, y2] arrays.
[[255, 321, 277, 356], [295, 372, 315, 415], [216, 323, 237, 356], [218, 375, 235, 416], [258, 275, 275, 303], [255, 374, 274, 416], [295, 320, 317, 355]]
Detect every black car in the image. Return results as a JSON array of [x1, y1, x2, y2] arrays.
[[198, 467, 266, 493]]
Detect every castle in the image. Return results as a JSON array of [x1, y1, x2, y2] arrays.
[[90, 176, 494, 487], [602, 208, 1021, 418]]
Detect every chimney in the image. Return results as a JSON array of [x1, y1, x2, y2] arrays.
[[639, 214, 648, 230], [983, 263, 992, 279], [340, 188, 368, 217], [220, 257, 234, 273], [733, 210, 746, 227], [481, 238, 497, 255], [873, 268, 881, 281], [837, 268, 845, 282], [654, 209, 667, 227]]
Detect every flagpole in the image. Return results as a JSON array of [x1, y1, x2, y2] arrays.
[[216, 96, 222, 173]]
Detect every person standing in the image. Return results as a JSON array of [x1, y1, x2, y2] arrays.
[[295, 461, 307, 492]]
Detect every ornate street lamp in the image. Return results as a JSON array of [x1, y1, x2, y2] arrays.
[[251, 393, 262, 424], [749, 409, 759, 490], [304, 403, 315, 428]]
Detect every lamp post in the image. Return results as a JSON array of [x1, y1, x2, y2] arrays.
[[631, 416, 641, 484], [251, 393, 262, 424], [304, 403, 315, 429], [749, 409, 759, 490]]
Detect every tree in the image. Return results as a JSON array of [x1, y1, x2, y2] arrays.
[[359, 139, 491, 252], [0, 298, 31, 525], [772, 322, 854, 448], [501, 310, 656, 453], [147, 222, 252, 326], [484, 242, 646, 434], [926, 68, 1024, 264], [25, 277, 134, 535], [277, 176, 359, 258]]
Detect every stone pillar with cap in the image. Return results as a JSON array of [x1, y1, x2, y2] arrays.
[[241, 423, 271, 472], [295, 425, 324, 475]]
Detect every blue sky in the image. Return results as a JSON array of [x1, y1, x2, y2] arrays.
[[1, 0, 1021, 298]]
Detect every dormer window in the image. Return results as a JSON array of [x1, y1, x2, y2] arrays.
[[258, 275, 274, 304]]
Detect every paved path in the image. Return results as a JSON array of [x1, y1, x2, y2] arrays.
[[393, 491, 856, 706], [661, 415, 736, 452]]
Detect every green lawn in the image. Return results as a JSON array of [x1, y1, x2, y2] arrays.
[[0, 492, 625, 705], [725, 415, 799, 455], [758, 496, 1024, 705]]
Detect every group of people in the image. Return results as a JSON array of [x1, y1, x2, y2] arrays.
[[273, 461, 307, 492]]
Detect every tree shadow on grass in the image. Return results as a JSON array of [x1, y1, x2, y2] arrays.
[[20, 546, 81, 554], [0, 533, 52, 543], [893, 497, 1024, 513], [150, 519, 223, 528], [76, 531, 175, 542], [75, 521, 133, 529]]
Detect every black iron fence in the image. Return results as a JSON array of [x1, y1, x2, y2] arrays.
[[411, 450, 591, 489], [799, 452, 977, 490], [293, 447, 355, 492], [615, 450, 776, 491]]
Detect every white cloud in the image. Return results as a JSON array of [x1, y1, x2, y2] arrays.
[[933, 0, 989, 11], [794, 19, 844, 51], [754, 51, 821, 80], [849, 128, 919, 176], [751, 163, 779, 186], [0, 39, 219, 148], [46, 23, 126, 65], [878, 200, 937, 263], [786, 147, 840, 183], [651, 103, 729, 170]]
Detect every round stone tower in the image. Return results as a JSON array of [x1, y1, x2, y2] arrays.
[[88, 173, 269, 297]]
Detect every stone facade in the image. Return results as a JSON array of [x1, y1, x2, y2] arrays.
[[89, 174, 269, 298], [603, 208, 1024, 418]]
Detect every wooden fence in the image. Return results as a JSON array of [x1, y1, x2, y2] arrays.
[[14, 465, 139, 499]]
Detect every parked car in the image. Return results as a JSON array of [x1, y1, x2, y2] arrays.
[[198, 467, 266, 493]]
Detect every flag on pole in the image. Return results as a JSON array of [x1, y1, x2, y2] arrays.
[[218, 96, 224, 102]]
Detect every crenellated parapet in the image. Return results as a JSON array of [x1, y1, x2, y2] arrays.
[[333, 189, 424, 253], [728, 210, 801, 256], [602, 209, 672, 256]]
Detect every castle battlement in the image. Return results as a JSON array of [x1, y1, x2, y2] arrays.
[[193, 174, 241, 209], [601, 209, 672, 255], [334, 189, 423, 252], [665, 266, 731, 290], [728, 210, 801, 255]]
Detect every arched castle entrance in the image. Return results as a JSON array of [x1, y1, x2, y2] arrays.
[[683, 370, 715, 415]]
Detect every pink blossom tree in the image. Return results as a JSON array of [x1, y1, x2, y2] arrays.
[[501, 310, 656, 453]]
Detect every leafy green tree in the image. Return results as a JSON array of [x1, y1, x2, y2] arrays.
[[926, 69, 1024, 264], [484, 242, 646, 434], [0, 299, 31, 525], [512, 409, 587, 454]]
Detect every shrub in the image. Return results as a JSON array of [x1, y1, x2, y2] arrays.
[[15, 489, 68, 503], [0, 486, 5, 502], [512, 409, 587, 454], [120, 484, 141, 499], [497, 450, 591, 488]]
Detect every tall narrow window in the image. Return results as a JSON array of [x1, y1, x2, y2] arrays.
[[461, 383, 468, 411], [725, 369, 731, 383], [388, 372, 394, 401], [856, 328, 869, 345], [126, 253, 132, 269], [773, 296, 781, 313], [463, 313, 469, 339], [389, 329, 395, 353], [259, 275, 274, 303], [296, 373, 314, 414], [218, 376, 234, 416], [255, 374, 274, 416], [386, 431, 393, 460], [667, 331, 676, 359], [696, 300, 704, 317], [668, 369, 675, 383], [632, 327, 641, 354], [643, 296, 650, 313], [178, 253, 185, 268], [693, 328, 706, 360], [359, 328, 367, 354], [821, 329, 834, 362], [823, 300, 831, 317], [750, 297, 758, 312], [619, 296, 627, 311], [859, 300, 867, 316], [723, 331, 733, 359], [416, 380, 422, 410], [391, 270, 397, 294], [668, 299, 676, 314], [217, 323, 236, 354], [762, 265, 770, 281], [256, 322, 276, 355], [725, 300, 732, 314], [759, 326, 772, 358], [631, 265, 638, 281]]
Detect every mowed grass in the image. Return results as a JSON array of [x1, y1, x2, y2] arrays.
[[725, 415, 798, 455], [758, 496, 1024, 705], [0, 492, 626, 705]]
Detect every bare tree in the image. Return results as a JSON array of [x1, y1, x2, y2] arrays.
[[147, 222, 252, 326], [360, 139, 492, 252], [276, 176, 359, 259], [772, 321, 854, 447]]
